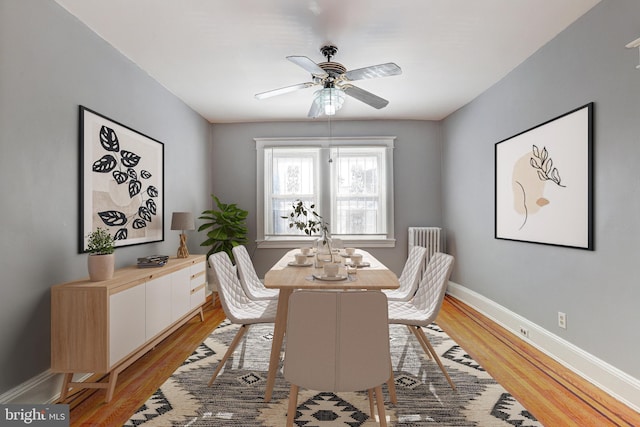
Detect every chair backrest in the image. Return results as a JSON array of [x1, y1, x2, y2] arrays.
[[411, 252, 454, 323], [397, 246, 428, 296], [284, 290, 390, 392], [232, 245, 264, 297], [208, 252, 255, 323]]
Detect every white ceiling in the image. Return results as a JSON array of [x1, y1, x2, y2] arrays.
[[54, 0, 600, 123]]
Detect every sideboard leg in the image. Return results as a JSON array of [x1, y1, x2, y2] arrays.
[[198, 307, 204, 322], [58, 373, 73, 402], [105, 371, 118, 403]]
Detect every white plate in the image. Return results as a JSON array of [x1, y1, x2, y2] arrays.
[[312, 273, 348, 281], [288, 261, 313, 267], [346, 262, 370, 268]]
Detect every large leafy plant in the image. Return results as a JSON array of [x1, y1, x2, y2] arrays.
[[198, 195, 249, 263]]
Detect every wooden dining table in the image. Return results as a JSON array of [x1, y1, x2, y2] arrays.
[[262, 248, 400, 402]]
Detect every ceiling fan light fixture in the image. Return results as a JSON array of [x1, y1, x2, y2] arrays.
[[314, 87, 345, 116]]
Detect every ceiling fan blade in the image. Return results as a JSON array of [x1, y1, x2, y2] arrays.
[[287, 56, 328, 78], [307, 98, 322, 118], [255, 82, 315, 100], [343, 85, 389, 109], [344, 62, 402, 81]]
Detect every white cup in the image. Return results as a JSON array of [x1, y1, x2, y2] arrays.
[[324, 262, 340, 277], [350, 254, 363, 265], [345, 247, 356, 256], [301, 246, 312, 255], [295, 253, 307, 264]]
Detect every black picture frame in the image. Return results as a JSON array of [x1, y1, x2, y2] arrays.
[[495, 102, 593, 250], [79, 106, 164, 252]]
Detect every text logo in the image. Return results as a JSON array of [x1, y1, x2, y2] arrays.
[[1, 405, 69, 426]]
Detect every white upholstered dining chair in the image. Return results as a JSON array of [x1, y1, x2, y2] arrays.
[[283, 290, 391, 427], [383, 245, 428, 302], [232, 245, 279, 300], [387, 252, 457, 390], [207, 252, 278, 386]]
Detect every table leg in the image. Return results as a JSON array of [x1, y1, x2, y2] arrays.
[[264, 288, 292, 402]]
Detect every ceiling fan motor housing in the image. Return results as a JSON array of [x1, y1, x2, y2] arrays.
[[318, 62, 347, 78], [318, 45, 346, 79]]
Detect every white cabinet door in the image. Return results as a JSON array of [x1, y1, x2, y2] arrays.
[[109, 284, 146, 367], [171, 268, 191, 322], [145, 275, 172, 339]]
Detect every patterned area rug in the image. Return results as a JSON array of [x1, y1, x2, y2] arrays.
[[125, 321, 543, 426]]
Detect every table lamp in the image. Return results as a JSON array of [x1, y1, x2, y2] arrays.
[[171, 212, 195, 258]]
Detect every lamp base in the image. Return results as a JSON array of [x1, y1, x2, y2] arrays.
[[177, 233, 189, 258]]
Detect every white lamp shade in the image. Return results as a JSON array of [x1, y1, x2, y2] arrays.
[[171, 212, 195, 231], [314, 87, 345, 116]]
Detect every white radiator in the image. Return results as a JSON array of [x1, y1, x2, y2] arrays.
[[408, 227, 442, 269]]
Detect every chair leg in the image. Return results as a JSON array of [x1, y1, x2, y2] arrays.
[[208, 324, 249, 386], [374, 385, 388, 427], [407, 324, 431, 359], [387, 358, 397, 404], [286, 384, 299, 427], [368, 389, 375, 418], [414, 326, 456, 391]]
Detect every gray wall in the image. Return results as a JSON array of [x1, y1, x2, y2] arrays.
[[442, 0, 640, 378], [0, 1, 211, 394], [209, 120, 443, 277]]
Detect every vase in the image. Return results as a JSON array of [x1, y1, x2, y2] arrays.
[[314, 231, 335, 267], [88, 253, 115, 281]]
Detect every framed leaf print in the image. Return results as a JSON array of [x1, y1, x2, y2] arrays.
[[79, 106, 164, 252], [495, 103, 593, 250]]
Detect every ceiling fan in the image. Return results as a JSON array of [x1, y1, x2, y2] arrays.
[[255, 45, 402, 118]]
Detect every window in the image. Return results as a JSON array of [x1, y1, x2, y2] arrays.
[[256, 137, 395, 248]]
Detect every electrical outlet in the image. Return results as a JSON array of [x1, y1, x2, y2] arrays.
[[558, 312, 567, 329], [518, 326, 529, 338]]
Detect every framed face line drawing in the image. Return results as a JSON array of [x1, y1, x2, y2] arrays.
[[495, 102, 593, 250]]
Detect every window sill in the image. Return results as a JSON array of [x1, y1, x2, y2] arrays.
[[256, 237, 396, 249]]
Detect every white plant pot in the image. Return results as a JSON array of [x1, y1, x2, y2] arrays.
[[88, 253, 115, 281]]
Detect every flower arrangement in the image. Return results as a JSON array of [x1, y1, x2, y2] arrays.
[[282, 199, 335, 259], [282, 199, 329, 238]]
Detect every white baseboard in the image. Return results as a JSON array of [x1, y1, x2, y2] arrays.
[[447, 281, 640, 413], [0, 371, 91, 405]]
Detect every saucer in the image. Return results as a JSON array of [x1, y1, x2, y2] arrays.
[[312, 273, 348, 281], [288, 261, 312, 267], [339, 251, 357, 257]]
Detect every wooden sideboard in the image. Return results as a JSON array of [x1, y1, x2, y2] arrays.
[[51, 254, 206, 403]]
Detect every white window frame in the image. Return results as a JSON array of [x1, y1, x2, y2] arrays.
[[255, 136, 395, 248]]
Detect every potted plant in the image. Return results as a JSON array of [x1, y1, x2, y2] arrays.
[[199, 194, 249, 261], [282, 200, 333, 255], [86, 227, 115, 281], [199, 195, 249, 290]]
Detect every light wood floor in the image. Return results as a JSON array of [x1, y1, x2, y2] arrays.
[[63, 294, 640, 426]]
